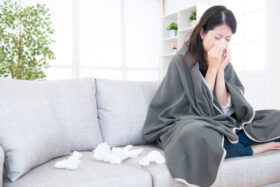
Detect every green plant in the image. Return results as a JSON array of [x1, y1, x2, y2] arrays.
[[188, 11, 196, 22], [0, 0, 55, 80], [166, 22, 178, 30]]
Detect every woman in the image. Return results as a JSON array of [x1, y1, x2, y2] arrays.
[[143, 5, 280, 187], [188, 5, 280, 159]]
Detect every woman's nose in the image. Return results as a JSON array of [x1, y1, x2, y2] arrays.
[[220, 38, 226, 43], [216, 38, 227, 48]]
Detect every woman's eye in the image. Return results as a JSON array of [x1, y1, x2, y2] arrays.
[[215, 37, 221, 40]]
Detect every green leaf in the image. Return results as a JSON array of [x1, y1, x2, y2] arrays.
[[0, 0, 55, 80]]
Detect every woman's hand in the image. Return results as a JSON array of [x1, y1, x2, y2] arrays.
[[207, 40, 226, 73], [218, 45, 231, 73]]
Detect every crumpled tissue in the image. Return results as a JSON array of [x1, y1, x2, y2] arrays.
[[92, 142, 165, 166], [54, 151, 82, 170], [139, 150, 165, 166], [93, 142, 143, 164]]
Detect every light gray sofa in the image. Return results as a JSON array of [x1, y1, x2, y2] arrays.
[[1, 77, 280, 187]]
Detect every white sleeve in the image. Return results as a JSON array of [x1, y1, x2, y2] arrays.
[[221, 94, 234, 116]]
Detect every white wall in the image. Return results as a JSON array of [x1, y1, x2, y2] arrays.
[[164, 0, 224, 15], [164, 0, 279, 110]]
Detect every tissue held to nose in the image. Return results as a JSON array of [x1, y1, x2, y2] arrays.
[[218, 38, 227, 57]]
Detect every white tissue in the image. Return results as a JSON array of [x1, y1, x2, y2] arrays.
[[93, 142, 143, 164], [54, 151, 82, 170], [219, 38, 227, 57], [139, 150, 165, 166]]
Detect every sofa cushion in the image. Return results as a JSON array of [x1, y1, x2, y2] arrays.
[[212, 150, 280, 187], [0, 146, 4, 187], [41, 78, 102, 151], [4, 152, 152, 187], [0, 79, 71, 182], [124, 145, 280, 187], [123, 145, 184, 187], [262, 182, 280, 187], [95, 78, 160, 147]]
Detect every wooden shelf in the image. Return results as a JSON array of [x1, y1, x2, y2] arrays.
[[178, 26, 195, 33], [163, 53, 176, 57], [162, 36, 177, 41]]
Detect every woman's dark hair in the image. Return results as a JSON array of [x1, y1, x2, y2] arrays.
[[183, 5, 237, 70]]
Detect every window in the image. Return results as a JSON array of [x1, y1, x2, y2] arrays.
[[21, 0, 73, 79], [225, 0, 266, 71], [21, 0, 161, 81]]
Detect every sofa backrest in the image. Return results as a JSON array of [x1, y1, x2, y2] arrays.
[[40, 78, 103, 151], [0, 77, 161, 150], [95, 78, 160, 147], [0, 78, 103, 151], [0, 144, 4, 185]]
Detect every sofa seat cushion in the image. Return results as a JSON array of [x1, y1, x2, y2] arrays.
[[123, 145, 280, 187], [123, 145, 184, 187], [4, 152, 152, 187], [262, 182, 280, 187], [212, 149, 280, 187]]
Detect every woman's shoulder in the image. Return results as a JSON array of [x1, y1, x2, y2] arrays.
[[176, 43, 189, 56], [170, 43, 193, 69]]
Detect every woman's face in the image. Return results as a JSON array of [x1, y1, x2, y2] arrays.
[[200, 24, 233, 52]]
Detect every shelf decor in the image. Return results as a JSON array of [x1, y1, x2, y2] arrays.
[[166, 22, 178, 37], [160, 3, 209, 80], [172, 42, 178, 53], [189, 10, 197, 26]]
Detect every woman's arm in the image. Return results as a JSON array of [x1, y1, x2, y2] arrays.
[[204, 40, 231, 107], [204, 68, 218, 92], [205, 42, 231, 107], [204, 40, 225, 92], [205, 67, 229, 107], [215, 70, 229, 106], [215, 46, 232, 107]]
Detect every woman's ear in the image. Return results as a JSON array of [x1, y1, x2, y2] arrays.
[[200, 29, 205, 40]]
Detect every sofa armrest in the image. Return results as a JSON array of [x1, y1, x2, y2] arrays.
[[0, 146, 4, 187]]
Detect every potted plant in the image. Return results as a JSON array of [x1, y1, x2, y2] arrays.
[[0, 0, 55, 80], [166, 22, 178, 38], [188, 10, 197, 26]]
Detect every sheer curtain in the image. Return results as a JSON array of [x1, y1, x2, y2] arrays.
[[20, 0, 161, 81], [225, 0, 265, 71], [223, 0, 269, 110], [20, 0, 73, 79]]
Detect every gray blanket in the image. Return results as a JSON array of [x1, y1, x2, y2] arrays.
[[143, 44, 280, 187]]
